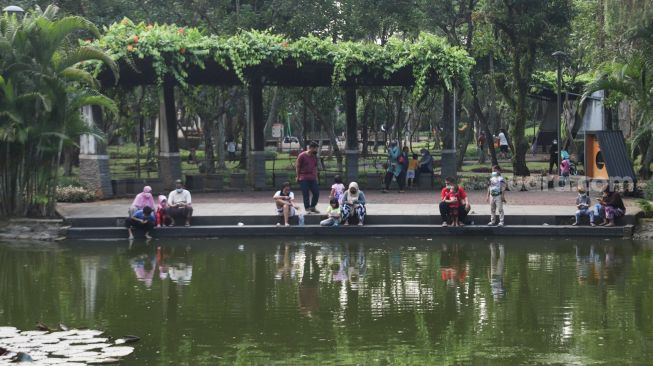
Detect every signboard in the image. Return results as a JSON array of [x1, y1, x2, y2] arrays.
[[272, 123, 284, 138]]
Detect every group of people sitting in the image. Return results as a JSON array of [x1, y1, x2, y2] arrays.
[[382, 142, 434, 193], [124, 170, 628, 238], [574, 185, 626, 227], [273, 175, 367, 227], [125, 179, 194, 239]]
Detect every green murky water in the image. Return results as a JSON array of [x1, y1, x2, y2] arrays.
[[1, 237, 653, 365]]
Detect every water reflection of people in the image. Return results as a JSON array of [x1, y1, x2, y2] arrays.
[[168, 246, 193, 285], [440, 244, 468, 287], [332, 244, 366, 287], [275, 244, 296, 281], [575, 245, 625, 286], [489, 243, 505, 301], [298, 246, 320, 317], [130, 254, 156, 288]]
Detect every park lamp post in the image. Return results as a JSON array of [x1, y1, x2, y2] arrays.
[[2, 5, 25, 16], [552, 51, 566, 175]]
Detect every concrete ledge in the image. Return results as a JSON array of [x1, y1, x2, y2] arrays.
[[66, 224, 633, 240], [64, 213, 637, 228]]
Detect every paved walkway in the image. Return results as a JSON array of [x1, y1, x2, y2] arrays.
[[57, 190, 640, 218]]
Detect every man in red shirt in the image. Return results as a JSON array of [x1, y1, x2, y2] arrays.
[[440, 176, 471, 226], [296, 141, 320, 213]]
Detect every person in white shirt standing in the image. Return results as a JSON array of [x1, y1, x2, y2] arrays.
[[167, 179, 193, 226], [227, 140, 236, 161], [498, 129, 510, 159], [486, 166, 506, 227]]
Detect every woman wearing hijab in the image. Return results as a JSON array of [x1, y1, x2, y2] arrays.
[[383, 141, 405, 193], [129, 186, 155, 216], [341, 182, 366, 226]]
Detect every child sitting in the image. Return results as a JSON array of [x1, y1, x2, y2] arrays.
[[407, 153, 419, 188], [446, 185, 461, 227], [573, 186, 595, 226], [330, 175, 346, 205], [156, 195, 174, 227], [321, 198, 342, 226]]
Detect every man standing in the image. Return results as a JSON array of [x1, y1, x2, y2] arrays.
[[477, 131, 487, 164], [227, 140, 237, 161], [296, 141, 320, 214], [167, 179, 193, 226], [439, 177, 471, 227]]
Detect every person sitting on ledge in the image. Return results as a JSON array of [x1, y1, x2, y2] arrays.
[[129, 185, 155, 216], [167, 179, 193, 227], [125, 206, 155, 240], [573, 186, 595, 226], [274, 181, 299, 227], [341, 182, 366, 226], [440, 177, 470, 227], [595, 186, 626, 227]]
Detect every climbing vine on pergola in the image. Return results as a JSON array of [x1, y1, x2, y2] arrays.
[[81, 18, 474, 191], [91, 19, 474, 96]]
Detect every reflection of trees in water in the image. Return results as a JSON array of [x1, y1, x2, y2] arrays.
[[3, 240, 653, 365]]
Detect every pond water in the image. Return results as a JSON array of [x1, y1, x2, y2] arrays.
[[1, 237, 653, 365]]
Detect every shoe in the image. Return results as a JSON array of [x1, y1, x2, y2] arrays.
[[487, 221, 495, 226], [572, 222, 578, 226], [145, 233, 153, 240], [357, 222, 363, 226], [284, 223, 290, 227], [310, 207, 320, 214], [398, 190, 405, 193], [185, 223, 190, 227], [442, 222, 448, 227], [590, 223, 596, 227], [498, 222, 504, 227], [381, 189, 389, 193]]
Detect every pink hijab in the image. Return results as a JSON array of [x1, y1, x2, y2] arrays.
[[132, 186, 155, 209]]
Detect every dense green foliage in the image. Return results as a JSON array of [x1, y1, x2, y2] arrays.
[[0, 6, 117, 216], [93, 20, 474, 97]]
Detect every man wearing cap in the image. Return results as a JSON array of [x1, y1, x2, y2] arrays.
[[167, 179, 193, 226], [296, 141, 321, 213]]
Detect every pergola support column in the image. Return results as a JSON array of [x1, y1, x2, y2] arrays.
[[345, 86, 359, 183], [159, 81, 182, 190], [249, 82, 266, 189], [79, 106, 113, 198]]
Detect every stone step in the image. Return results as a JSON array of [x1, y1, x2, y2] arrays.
[[65, 214, 636, 228], [66, 224, 633, 240]]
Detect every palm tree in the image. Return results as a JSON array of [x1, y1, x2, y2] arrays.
[[0, 5, 118, 217]]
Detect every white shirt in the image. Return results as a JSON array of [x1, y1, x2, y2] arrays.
[[168, 189, 192, 205], [227, 142, 236, 153], [489, 176, 505, 196], [498, 132, 508, 146], [274, 191, 294, 200]]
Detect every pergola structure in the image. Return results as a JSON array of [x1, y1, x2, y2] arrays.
[[80, 23, 473, 196]]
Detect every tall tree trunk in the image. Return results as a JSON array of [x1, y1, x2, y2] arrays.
[[238, 96, 248, 169], [639, 136, 653, 179], [217, 113, 227, 169], [202, 116, 215, 173], [441, 90, 453, 150], [362, 94, 370, 156], [263, 87, 281, 133]]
